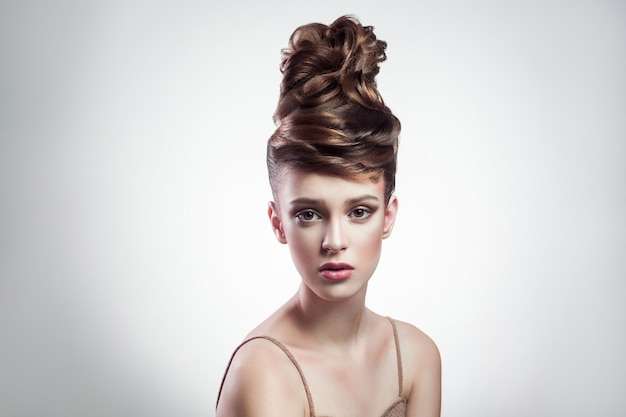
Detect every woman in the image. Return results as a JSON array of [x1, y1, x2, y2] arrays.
[[216, 15, 441, 417]]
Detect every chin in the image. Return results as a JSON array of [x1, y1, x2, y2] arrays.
[[307, 280, 369, 303]]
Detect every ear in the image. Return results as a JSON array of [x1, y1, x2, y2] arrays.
[[382, 195, 398, 239], [268, 201, 287, 244]]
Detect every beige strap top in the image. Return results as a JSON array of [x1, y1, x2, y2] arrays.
[[216, 317, 407, 417]]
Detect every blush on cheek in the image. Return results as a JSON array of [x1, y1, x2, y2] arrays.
[[359, 227, 384, 257]]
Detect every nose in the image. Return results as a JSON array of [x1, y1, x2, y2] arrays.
[[322, 218, 348, 253]]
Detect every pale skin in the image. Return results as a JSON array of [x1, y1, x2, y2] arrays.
[[216, 169, 441, 417]]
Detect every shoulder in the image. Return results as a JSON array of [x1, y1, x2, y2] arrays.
[[216, 337, 309, 417], [393, 320, 441, 416], [393, 319, 440, 369]]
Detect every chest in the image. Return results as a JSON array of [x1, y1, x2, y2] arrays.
[[296, 349, 401, 417]]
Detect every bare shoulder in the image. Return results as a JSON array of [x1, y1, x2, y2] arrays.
[[393, 320, 441, 417], [393, 319, 440, 368], [216, 337, 309, 417]]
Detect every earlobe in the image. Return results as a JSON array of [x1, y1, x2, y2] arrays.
[[382, 196, 398, 239], [268, 201, 288, 244]]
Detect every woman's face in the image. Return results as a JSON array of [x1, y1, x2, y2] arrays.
[[268, 169, 398, 302]]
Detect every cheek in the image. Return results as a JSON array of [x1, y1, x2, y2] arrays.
[[348, 218, 384, 254], [358, 226, 383, 255], [285, 228, 322, 260]]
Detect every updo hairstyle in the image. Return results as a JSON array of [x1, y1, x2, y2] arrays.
[[267, 15, 401, 203]]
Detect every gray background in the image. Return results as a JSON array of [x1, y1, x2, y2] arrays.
[[1, 1, 624, 416]]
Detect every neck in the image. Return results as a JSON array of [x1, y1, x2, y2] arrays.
[[290, 283, 370, 349]]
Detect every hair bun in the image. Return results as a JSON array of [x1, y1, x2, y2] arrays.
[[277, 15, 388, 116], [267, 15, 400, 203]]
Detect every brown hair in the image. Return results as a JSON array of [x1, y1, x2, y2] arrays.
[[267, 15, 401, 202]]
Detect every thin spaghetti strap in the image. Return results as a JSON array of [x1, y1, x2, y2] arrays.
[[387, 317, 404, 396], [216, 336, 316, 417]]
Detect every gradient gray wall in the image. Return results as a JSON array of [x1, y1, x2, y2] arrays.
[[1, 1, 624, 416]]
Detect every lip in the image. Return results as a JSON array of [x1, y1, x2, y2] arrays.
[[319, 262, 354, 281]]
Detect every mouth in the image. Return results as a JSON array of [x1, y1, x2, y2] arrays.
[[319, 263, 354, 281]]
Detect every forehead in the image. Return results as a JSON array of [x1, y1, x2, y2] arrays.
[[275, 169, 386, 205]]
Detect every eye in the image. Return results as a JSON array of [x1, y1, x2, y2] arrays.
[[350, 207, 372, 220], [295, 210, 321, 223]]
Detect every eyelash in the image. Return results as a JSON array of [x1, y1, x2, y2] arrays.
[[295, 210, 321, 223], [350, 208, 372, 219], [294, 207, 373, 224]]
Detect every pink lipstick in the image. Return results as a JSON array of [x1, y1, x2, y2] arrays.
[[319, 262, 354, 281]]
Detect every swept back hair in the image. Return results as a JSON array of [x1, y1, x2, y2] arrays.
[[267, 15, 401, 202]]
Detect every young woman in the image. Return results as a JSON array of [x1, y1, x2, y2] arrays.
[[216, 15, 441, 417]]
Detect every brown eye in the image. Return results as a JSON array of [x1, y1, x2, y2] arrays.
[[296, 210, 321, 222], [350, 208, 371, 219]]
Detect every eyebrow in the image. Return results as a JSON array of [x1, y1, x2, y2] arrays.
[[346, 194, 380, 205], [288, 194, 380, 207]]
